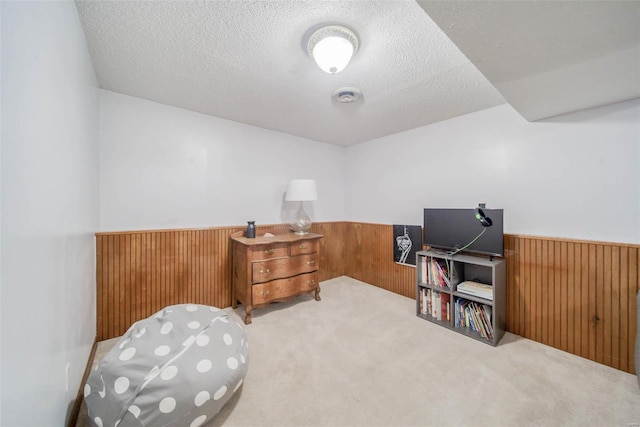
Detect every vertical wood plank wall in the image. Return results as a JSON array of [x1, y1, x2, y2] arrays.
[[95, 222, 638, 375], [504, 235, 638, 374], [342, 222, 416, 298], [95, 222, 345, 341]]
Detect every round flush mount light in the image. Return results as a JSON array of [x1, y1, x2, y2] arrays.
[[307, 25, 359, 74], [332, 87, 363, 103]]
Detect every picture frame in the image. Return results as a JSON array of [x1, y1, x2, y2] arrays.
[[393, 225, 422, 267]]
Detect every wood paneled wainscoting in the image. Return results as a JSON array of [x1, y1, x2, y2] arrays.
[[95, 222, 345, 341], [95, 222, 638, 375], [342, 222, 416, 298], [340, 225, 638, 375], [504, 235, 638, 374]]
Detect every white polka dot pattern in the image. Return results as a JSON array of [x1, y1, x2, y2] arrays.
[[84, 304, 248, 427], [114, 377, 130, 394], [94, 416, 103, 427], [190, 415, 207, 427], [227, 357, 239, 370], [223, 333, 232, 345], [159, 397, 176, 413], [213, 385, 227, 401], [160, 322, 173, 334], [160, 365, 178, 381], [188, 321, 200, 329], [128, 405, 141, 418], [196, 359, 212, 373], [154, 345, 170, 356], [196, 335, 209, 346], [194, 390, 210, 407], [119, 347, 136, 361]]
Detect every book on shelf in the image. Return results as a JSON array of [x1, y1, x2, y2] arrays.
[[419, 287, 430, 316], [454, 298, 493, 340], [457, 280, 493, 300], [482, 305, 493, 326], [419, 288, 450, 321], [420, 259, 427, 284], [431, 290, 436, 319], [438, 292, 451, 321], [433, 259, 450, 287], [426, 257, 451, 289]]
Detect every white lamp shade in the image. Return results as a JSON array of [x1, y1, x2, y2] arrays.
[[312, 36, 354, 74], [285, 179, 318, 201]]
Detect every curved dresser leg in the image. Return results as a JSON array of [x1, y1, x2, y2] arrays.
[[244, 306, 252, 325]]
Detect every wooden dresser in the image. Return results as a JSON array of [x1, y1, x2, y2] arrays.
[[231, 230, 323, 324]]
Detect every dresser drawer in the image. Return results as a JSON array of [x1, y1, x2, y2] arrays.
[[249, 242, 288, 260], [231, 230, 323, 324], [290, 239, 318, 256], [251, 254, 318, 284], [252, 272, 319, 305]]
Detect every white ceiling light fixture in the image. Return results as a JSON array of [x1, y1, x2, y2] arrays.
[[307, 25, 359, 74]]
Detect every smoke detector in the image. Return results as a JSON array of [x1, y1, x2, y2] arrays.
[[332, 87, 363, 103]]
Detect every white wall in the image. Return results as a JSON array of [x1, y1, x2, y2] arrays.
[[99, 90, 346, 232], [1, 2, 99, 426], [0, 3, 635, 425], [100, 90, 640, 245], [345, 99, 640, 244]]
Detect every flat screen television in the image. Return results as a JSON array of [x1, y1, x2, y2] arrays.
[[423, 208, 504, 257]]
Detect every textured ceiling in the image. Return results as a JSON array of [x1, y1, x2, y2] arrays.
[[417, 1, 640, 121], [75, 1, 640, 146]]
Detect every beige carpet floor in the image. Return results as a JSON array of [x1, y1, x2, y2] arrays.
[[78, 276, 640, 427]]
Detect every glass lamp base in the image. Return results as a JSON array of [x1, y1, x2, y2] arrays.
[[290, 203, 312, 235]]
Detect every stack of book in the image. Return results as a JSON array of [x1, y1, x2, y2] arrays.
[[454, 299, 493, 339], [420, 258, 451, 288], [419, 288, 451, 321], [457, 280, 493, 300]]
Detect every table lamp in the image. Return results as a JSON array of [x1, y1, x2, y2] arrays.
[[285, 179, 318, 235]]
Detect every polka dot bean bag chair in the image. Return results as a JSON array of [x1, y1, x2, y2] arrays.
[[84, 304, 249, 427]]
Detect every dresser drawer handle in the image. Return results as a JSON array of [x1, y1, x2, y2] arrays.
[[264, 248, 275, 254], [299, 244, 308, 249], [307, 260, 316, 265], [307, 280, 316, 285], [260, 268, 270, 275], [261, 290, 270, 296]]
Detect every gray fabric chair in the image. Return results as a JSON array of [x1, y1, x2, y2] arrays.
[[85, 305, 249, 427]]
